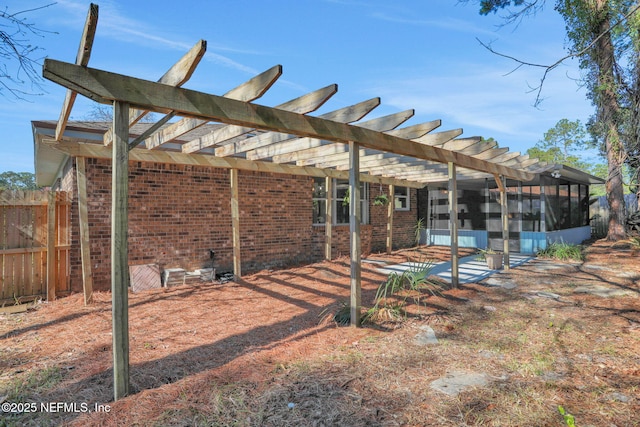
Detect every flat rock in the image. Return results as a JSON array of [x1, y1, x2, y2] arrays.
[[617, 271, 639, 279], [581, 264, 610, 271], [430, 371, 488, 396], [529, 262, 568, 271], [536, 291, 561, 300], [573, 285, 636, 298], [414, 325, 438, 345], [605, 392, 631, 403], [484, 278, 518, 289], [523, 291, 561, 300]]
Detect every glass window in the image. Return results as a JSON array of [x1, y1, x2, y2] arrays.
[[312, 178, 327, 224], [394, 186, 410, 211], [313, 178, 369, 225]]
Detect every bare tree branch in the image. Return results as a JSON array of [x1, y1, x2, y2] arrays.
[[0, 3, 57, 101], [477, 2, 640, 108]]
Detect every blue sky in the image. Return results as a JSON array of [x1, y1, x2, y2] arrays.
[[1, 0, 593, 173]]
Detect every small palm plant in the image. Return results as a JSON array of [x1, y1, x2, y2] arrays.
[[364, 257, 443, 324]]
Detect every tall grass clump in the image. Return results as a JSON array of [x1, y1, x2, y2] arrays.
[[364, 258, 444, 323], [537, 242, 584, 262]]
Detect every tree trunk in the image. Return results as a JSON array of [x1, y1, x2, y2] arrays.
[[593, 0, 627, 240]]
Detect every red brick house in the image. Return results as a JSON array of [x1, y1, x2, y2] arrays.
[[33, 120, 420, 293]]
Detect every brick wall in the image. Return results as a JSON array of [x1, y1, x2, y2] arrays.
[[61, 157, 419, 292], [369, 185, 418, 252], [311, 225, 373, 259], [58, 158, 81, 293]]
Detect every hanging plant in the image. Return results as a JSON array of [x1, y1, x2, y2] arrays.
[[342, 188, 350, 206], [373, 194, 389, 206]]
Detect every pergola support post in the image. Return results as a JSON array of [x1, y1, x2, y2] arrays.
[[495, 174, 510, 270], [386, 184, 394, 254], [230, 168, 242, 277], [349, 141, 361, 327], [76, 157, 94, 305], [111, 101, 130, 400], [46, 190, 56, 301], [448, 162, 459, 288], [324, 176, 332, 261]]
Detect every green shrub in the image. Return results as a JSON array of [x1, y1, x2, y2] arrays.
[[537, 242, 584, 261]]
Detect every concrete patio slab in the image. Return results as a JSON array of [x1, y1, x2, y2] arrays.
[[375, 254, 534, 284]]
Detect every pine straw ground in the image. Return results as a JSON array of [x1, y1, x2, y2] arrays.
[[1, 241, 639, 426]]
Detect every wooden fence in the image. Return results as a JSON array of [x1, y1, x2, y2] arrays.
[[0, 190, 71, 304], [590, 194, 639, 239]]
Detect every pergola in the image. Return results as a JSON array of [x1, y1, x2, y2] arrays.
[[40, 4, 541, 400]]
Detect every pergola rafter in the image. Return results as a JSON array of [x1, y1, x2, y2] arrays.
[[146, 64, 283, 150], [181, 83, 338, 154], [216, 98, 381, 158]]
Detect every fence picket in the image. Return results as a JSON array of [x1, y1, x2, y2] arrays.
[[0, 190, 70, 304]]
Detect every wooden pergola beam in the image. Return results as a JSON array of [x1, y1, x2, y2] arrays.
[[103, 39, 207, 146], [41, 139, 426, 189], [42, 59, 536, 181], [55, 3, 98, 141]]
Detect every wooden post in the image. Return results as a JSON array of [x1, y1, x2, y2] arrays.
[[111, 101, 130, 400], [230, 168, 241, 277], [386, 184, 394, 254], [76, 157, 94, 304], [502, 176, 510, 269], [495, 175, 510, 270], [448, 162, 459, 288], [46, 191, 56, 301], [540, 182, 546, 233], [349, 141, 361, 327], [324, 177, 332, 261]]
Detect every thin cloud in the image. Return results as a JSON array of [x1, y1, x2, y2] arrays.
[[362, 59, 590, 151], [371, 12, 498, 37], [54, 0, 262, 76]]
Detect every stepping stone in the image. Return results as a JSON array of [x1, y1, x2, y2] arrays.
[[617, 271, 639, 279], [484, 277, 517, 289], [573, 285, 636, 298], [523, 291, 561, 300], [582, 264, 610, 271], [605, 392, 631, 403], [430, 371, 488, 396], [536, 291, 561, 300], [415, 325, 438, 345], [530, 263, 566, 271]]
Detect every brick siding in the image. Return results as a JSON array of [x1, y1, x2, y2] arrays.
[[60, 158, 418, 292]]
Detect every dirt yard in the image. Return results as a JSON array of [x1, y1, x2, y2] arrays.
[[1, 240, 638, 426]]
